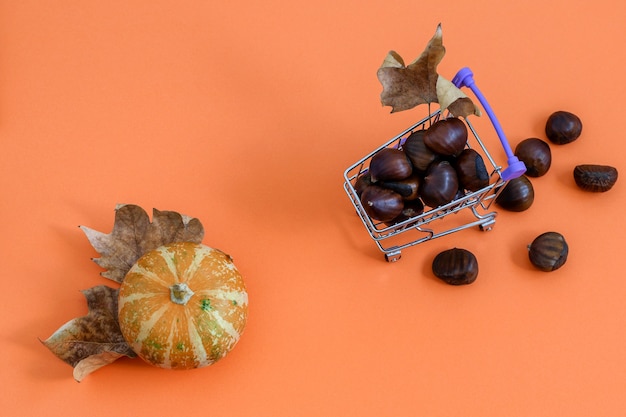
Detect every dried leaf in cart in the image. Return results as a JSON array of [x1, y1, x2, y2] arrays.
[[377, 24, 480, 118], [377, 24, 445, 113]]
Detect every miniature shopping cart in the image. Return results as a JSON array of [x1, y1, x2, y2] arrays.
[[343, 68, 527, 262]]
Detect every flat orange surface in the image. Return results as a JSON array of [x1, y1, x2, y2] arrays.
[[2, 1, 626, 416]]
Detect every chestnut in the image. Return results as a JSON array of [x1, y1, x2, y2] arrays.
[[402, 129, 437, 172], [573, 164, 618, 192], [384, 199, 425, 226], [424, 117, 468, 156], [514, 138, 552, 177], [495, 175, 534, 212], [368, 148, 412, 183], [453, 188, 466, 201], [545, 111, 582, 145], [454, 148, 490, 191], [354, 172, 372, 197], [528, 231, 568, 272], [360, 185, 404, 223], [379, 173, 421, 201], [419, 161, 459, 208], [432, 247, 478, 285]]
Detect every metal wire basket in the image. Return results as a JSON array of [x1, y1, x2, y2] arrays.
[[343, 67, 526, 262]]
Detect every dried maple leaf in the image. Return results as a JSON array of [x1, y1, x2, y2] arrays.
[[376, 24, 480, 118], [80, 204, 204, 283], [41, 285, 136, 382], [377, 24, 445, 113]]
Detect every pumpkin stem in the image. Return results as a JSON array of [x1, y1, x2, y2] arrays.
[[170, 283, 195, 305]]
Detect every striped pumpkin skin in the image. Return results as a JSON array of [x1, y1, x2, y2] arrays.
[[118, 242, 248, 370]]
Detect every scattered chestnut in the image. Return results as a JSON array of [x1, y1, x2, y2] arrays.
[[379, 173, 421, 201], [514, 138, 552, 177], [368, 148, 412, 183], [495, 175, 534, 212], [545, 111, 582, 145], [419, 161, 459, 208], [573, 164, 618, 192], [384, 199, 425, 226], [402, 129, 437, 172], [423, 117, 468, 156], [528, 231, 568, 272], [360, 185, 404, 223], [454, 148, 490, 191], [432, 247, 478, 285]]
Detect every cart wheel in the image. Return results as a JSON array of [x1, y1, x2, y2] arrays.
[[385, 251, 402, 262], [479, 219, 496, 231]]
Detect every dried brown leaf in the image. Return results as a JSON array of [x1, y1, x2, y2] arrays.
[[73, 351, 128, 382], [376, 24, 479, 118], [80, 204, 204, 283], [436, 76, 482, 118], [377, 24, 445, 113], [41, 285, 136, 381]]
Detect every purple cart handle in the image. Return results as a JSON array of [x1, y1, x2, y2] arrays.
[[452, 67, 526, 181]]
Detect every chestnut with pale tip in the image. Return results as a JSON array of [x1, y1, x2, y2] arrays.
[[368, 148, 412, 183], [360, 185, 404, 223]]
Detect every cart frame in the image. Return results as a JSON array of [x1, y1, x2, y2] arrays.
[[343, 109, 508, 262]]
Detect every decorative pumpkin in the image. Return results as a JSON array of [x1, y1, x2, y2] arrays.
[[118, 241, 248, 370]]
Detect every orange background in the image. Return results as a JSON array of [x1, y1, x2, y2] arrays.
[[2, 1, 625, 415]]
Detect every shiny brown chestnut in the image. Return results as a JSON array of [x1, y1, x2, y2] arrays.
[[432, 247, 478, 285], [360, 185, 404, 223], [495, 175, 534, 212], [424, 117, 468, 156], [384, 199, 425, 226], [514, 138, 552, 177], [379, 173, 421, 201], [545, 111, 582, 145], [354, 172, 372, 197], [528, 231, 568, 272], [402, 129, 437, 172], [368, 148, 412, 183], [452, 188, 466, 201], [419, 161, 459, 208], [454, 148, 490, 191], [573, 164, 618, 192]]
